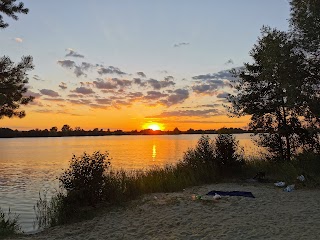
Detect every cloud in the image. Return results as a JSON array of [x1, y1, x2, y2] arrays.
[[24, 90, 41, 98], [147, 78, 175, 90], [160, 89, 189, 106], [65, 48, 84, 58], [133, 78, 147, 87], [57, 59, 75, 68], [225, 59, 234, 65], [39, 89, 60, 97], [59, 82, 67, 90], [191, 69, 238, 95], [192, 67, 243, 81], [71, 87, 95, 95], [97, 66, 126, 75], [42, 98, 65, 102], [144, 91, 168, 100], [111, 78, 131, 88], [192, 80, 229, 95], [148, 108, 221, 118], [33, 75, 44, 81], [95, 98, 112, 105], [136, 72, 146, 78], [68, 99, 92, 105], [14, 37, 23, 43], [127, 92, 143, 99], [93, 79, 117, 90], [164, 76, 174, 81], [217, 92, 229, 99], [67, 94, 83, 98], [93, 78, 131, 90], [173, 42, 190, 47], [57, 60, 93, 77]]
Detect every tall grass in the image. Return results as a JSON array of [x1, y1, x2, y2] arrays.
[[0, 207, 21, 238]]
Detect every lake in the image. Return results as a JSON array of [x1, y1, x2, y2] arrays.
[[0, 134, 263, 232]]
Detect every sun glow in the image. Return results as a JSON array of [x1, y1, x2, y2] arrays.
[[142, 122, 164, 131]]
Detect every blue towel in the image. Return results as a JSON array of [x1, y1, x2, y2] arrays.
[[206, 190, 255, 198]]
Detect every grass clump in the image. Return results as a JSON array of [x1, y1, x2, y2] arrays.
[[0, 207, 21, 238]]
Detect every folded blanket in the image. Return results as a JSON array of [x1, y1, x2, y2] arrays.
[[206, 190, 255, 198]]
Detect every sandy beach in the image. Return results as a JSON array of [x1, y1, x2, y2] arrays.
[[10, 183, 320, 240]]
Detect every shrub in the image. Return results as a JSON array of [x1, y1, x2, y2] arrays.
[[213, 134, 244, 175], [0, 207, 21, 237], [59, 151, 111, 206], [181, 135, 215, 168]]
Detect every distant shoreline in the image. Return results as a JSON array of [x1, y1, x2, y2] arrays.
[[0, 127, 254, 138]]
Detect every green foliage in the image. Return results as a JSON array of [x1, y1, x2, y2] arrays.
[[59, 151, 111, 206], [290, 0, 320, 53], [0, 56, 34, 119], [0, 0, 28, 29], [181, 135, 215, 168], [0, 207, 21, 237], [214, 134, 244, 174], [229, 26, 319, 161]]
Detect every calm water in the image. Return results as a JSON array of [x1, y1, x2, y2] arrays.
[[0, 134, 262, 232]]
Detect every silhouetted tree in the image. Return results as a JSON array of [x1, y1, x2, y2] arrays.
[[50, 126, 58, 132], [0, 56, 34, 119], [1, 1, 33, 119], [0, 0, 28, 29], [173, 127, 181, 134], [290, 0, 320, 54], [229, 27, 312, 161]]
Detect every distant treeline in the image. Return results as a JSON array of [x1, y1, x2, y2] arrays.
[[0, 125, 250, 138]]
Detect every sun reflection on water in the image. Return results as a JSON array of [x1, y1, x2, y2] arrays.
[[152, 144, 157, 161]]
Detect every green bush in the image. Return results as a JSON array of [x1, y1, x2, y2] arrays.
[[213, 134, 244, 174], [59, 151, 111, 206], [181, 135, 215, 168], [0, 207, 21, 237]]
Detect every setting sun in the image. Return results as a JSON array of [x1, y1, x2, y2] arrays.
[[142, 122, 164, 131]]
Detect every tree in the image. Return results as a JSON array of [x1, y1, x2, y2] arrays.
[[1, 1, 33, 119], [61, 124, 72, 135], [289, 0, 320, 54], [213, 134, 244, 173], [0, 0, 28, 29], [289, 0, 320, 122], [50, 126, 58, 132], [0, 56, 34, 119], [229, 27, 314, 161]]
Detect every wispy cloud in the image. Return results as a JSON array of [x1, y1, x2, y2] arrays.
[[97, 66, 126, 75], [14, 37, 23, 43], [173, 42, 190, 47], [136, 72, 146, 78], [147, 108, 222, 118], [71, 86, 95, 95], [33, 75, 45, 81], [147, 78, 175, 90], [65, 48, 84, 58], [39, 89, 60, 97], [59, 82, 67, 90]]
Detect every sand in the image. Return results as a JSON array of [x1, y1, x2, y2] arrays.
[[10, 183, 320, 240]]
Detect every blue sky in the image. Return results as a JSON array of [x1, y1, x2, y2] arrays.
[[1, 0, 291, 130]]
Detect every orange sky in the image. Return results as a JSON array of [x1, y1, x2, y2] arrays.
[[1, 2, 289, 131]]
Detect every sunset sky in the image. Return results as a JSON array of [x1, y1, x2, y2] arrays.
[[1, 0, 290, 131]]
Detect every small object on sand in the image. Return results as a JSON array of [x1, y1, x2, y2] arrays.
[[191, 194, 202, 200], [274, 181, 286, 187], [213, 194, 221, 200], [297, 175, 305, 182], [207, 190, 255, 198], [283, 184, 295, 192]]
